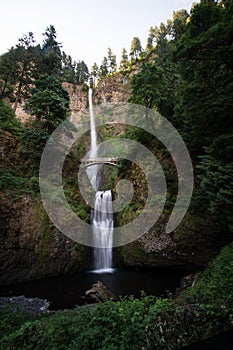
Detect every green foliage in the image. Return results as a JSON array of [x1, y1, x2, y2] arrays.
[[37, 25, 63, 78], [196, 135, 233, 231], [99, 57, 108, 78], [20, 128, 49, 154], [171, 1, 233, 226], [20, 128, 49, 176], [64, 187, 90, 223], [129, 62, 164, 128], [1, 243, 233, 349], [130, 37, 142, 60], [0, 100, 22, 133], [0, 32, 38, 111], [0, 169, 26, 192], [0, 168, 39, 195], [26, 89, 68, 132], [107, 47, 117, 74], [174, 1, 233, 152], [187, 242, 233, 306], [30, 74, 70, 103], [25, 75, 69, 132], [146, 242, 233, 349], [0, 295, 169, 350], [76, 60, 89, 84], [0, 305, 39, 337], [120, 48, 128, 70], [0, 51, 17, 101], [91, 62, 99, 86]]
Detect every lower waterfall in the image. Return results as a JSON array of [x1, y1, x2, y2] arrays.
[[91, 190, 114, 272]]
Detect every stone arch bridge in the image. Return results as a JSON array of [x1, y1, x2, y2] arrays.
[[80, 157, 119, 169]]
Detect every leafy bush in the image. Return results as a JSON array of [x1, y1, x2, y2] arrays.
[[0, 100, 22, 134], [0, 169, 27, 191], [2, 244, 232, 349], [0, 168, 39, 194], [145, 242, 233, 349], [0, 305, 39, 338], [196, 135, 233, 232], [0, 296, 169, 350]]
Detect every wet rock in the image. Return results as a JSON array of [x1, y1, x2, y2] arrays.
[[175, 273, 199, 295], [0, 194, 91, 285], [85, 281, 118, 303], [180, 274, 198, 289], [0, 295, 50, 315]]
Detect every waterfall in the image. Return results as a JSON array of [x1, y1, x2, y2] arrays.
[[87, 88, 114, 272], [92, 191, 113, 271], [86, 88, 99, 191]]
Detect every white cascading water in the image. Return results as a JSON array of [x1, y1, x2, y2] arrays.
[[92, 190, 113, 271], [87, 88, 114, 272], [86, 88, 99, 191]]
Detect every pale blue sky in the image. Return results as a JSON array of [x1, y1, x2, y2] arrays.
[[0, 0, 197, 69]]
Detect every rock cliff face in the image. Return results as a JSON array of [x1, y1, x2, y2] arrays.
[[0, 126, 91, 285], [117, 213, 231, 268], [0, 194, 91, 285], [94, 73, 131, 104]]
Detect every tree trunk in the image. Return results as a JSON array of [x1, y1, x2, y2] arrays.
[[13, 82, 22, 113], [145, 106, 149, 129], [0, 80, 7, 100]]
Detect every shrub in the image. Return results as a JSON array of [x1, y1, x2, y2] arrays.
[[1, 243, 232, 349], [0, 100, 22, 134]]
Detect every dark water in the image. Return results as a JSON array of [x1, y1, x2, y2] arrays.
[[0, 266, 196, 310]]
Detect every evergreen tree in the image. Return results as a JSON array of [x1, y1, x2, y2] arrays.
[[0, 32, 38, 112], [107, 47, 117, 73], [38, 25, 62, 77], [146, 26, 155, 50], [76, 61, 89, 84], [130, 37, 142, 60], [0, 50, 18, 101], [25, 74, 69, 133], [170, 10, 189, 41], [99, 57, 108, 78], [174, 0, 233, 152], [173, 1, 233, 230], [120, 48, 128, 70], [61, 52, 76, 83], [129, 62, 164, 126], [91, 62, 99, 86]]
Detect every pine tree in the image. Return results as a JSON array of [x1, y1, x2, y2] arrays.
[[91, 62, 99, 86], [25, 74, 69, 133], [0, 32, 38, 112], [130, 37, 142, 60], [146, 26, 155, 50], [61, 52, 76, 83], [38, 25, 62, 77], [120, 48, 128, 70], [99, 57, 108, 78], [76, 61, 89, 84], [107, 47, 117, 73], [129, 63, 164, 126]]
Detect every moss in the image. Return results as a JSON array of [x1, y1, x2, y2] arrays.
[[35, 208, 54, 271]]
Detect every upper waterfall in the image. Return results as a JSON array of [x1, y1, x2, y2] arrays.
[[86, 88, 99, 190]]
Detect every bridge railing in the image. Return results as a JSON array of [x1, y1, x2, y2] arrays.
[[80, 157, 119, 168]]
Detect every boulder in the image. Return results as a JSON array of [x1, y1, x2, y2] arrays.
[[85, 281, 118, 302]]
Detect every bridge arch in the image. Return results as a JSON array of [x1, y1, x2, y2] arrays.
[[80, 157, 119, 169]]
